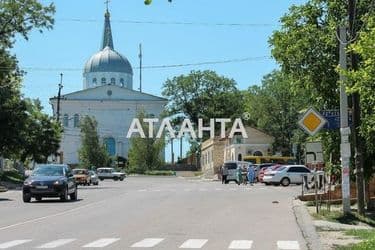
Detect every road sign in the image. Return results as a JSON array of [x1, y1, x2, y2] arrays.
[[298, 107, 327, 136], [321, 109, 352, 130]]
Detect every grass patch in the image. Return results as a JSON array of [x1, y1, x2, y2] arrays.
[[194, 171, 203, 177], [335, 230, 375, 250], [0, 170, 24, 184], [144, 170, 176, 176], [310, 208, 375, 227]]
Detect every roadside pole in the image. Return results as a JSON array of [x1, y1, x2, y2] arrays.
[[338, 26, 351, 214]]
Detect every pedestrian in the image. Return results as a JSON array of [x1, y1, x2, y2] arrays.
[[237, 166, 242, 185], [247, 165, 255, 186], [222, 165, 228, 184]]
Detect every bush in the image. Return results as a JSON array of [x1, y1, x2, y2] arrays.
[[0, 170, 25, 183], [144, 170, 176, 176]]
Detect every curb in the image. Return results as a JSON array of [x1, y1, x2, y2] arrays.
[[292, 198, 322, 250]]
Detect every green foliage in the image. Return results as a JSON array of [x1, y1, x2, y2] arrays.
[[0, 170, 25, 183], [0, 0, 55, 159], [337, 230, 375, 250], [243, 70, 309, 155], [162, 70, 244, 125], [144, 170, 175, 176], [78, 116, 111, 169], [128, 110, 165, 174]]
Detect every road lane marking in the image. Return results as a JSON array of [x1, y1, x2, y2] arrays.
[[82, 238, 120, 248], [0, 240, 32, 249], [179, 239, 208, 249], [36, 239, 76, 248], [228, 240, 253, 249], [131, 238, 164, 248], [277, 241, 300, 250], [215, 188, 223, 191]]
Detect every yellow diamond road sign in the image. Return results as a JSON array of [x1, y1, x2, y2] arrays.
[[298, 107, 327, 136]]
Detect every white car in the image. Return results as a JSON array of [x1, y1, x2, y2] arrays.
[[97, 168, 126, 181], [262, 165, 314, 186]]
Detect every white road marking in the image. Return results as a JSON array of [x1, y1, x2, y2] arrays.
[[215, 188, 223, 191], [36, 239, 76, 248], [230, 188, 237, 191], [0, 240, 32, 249], [131, 238, 164, 248], [228, 240, 253, 249], [179, 239, 208, 249], [138, 189, 147, 192], [277, 241, 300, 250], [82, 238, 120, 248], [199, 188, 208, 191]]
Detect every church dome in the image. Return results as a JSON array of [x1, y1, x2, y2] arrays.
[[83, 46, 133, 74]]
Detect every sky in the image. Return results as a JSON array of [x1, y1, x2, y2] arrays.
[[12, 0, 307, 161]]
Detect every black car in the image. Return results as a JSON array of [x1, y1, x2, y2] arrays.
[[23, 164, 77, 202]]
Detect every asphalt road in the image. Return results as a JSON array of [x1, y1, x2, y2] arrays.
[[0, 177, 307, 250]]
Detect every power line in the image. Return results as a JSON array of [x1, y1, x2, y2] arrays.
[[58, 18, 277, 27], [0, 56, 272, 72]]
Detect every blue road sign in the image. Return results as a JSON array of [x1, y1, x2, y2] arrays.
[[320, 109, 352, 130]]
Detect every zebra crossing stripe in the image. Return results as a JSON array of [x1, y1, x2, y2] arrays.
[[36, 239, 76, 248], [0, 240, 32, 249], [179, 239, 208, 249], [228, 240, 253, 249], [82, 238, 120, 248], [131, 238, 164, 248], [277, 241, 300, 250]]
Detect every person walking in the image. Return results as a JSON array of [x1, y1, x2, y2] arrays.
[[222, 165, 228, 184], [247, 165, 255, 186]]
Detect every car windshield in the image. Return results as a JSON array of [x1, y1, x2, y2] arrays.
[[32, 166, 64, 176], [73, 169, 87, 175], [224, 163, 237, 170]]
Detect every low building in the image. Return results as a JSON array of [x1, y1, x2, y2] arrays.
[[200, 126, 274, 178], [224, 127, 274, 162]]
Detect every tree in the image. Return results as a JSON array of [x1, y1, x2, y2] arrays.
[[128, 110, 165, 173], [243, 70, 310, 156], [0, 0, 55, 157], [162, 70, 244, 126], [78, 116, 111, 169]]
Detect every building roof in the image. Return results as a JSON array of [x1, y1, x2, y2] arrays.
[[83, 10, 133, 75]]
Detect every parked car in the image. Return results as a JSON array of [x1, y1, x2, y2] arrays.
[[262, 165, 314, 186], [256, 163, 276, 182], [222, 161, 250, 184], [22, 164, 77, 202], [72, 168, 91, 186], [0, 185, 7, 192], [97, 168, 126, 181], [89, 170, 99, 185]]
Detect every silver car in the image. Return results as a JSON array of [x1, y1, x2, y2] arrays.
[[89, 170, 99, 185], [262, 165, 313, 186]]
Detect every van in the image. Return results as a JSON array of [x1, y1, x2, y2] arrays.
[[223, 161, 251, 184]]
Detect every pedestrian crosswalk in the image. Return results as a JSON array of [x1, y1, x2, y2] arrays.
[[0, 238, 301, 249]]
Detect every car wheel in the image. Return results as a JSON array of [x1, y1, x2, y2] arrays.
[[87, 181, 91, 186], [70, 187, 77, 201], [224, 181, 228, 184], [281, 177, 290, 187], [35, 196, 42, 201], [264, 182, 271, 186], [113, 176, 119, 181], [60, 187, 69, 201], [23, 193, 31, 203], [120, 177, 124, 181], [99, 178, 104, 181]]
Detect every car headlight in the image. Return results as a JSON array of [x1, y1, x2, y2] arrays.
[[23, 180, 33, 185], [53, 180, 62, 185]]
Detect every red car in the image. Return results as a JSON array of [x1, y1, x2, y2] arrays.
[[256, 163, 276, 182], [261, 165, 284, 184]]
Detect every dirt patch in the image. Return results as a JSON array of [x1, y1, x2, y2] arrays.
[[318, 230, 362, 250]]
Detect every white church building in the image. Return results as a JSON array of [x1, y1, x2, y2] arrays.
[[50, 9, 167, 165]]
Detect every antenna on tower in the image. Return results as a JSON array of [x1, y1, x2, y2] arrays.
[[139, 43, 142, 93], [56, 73, 63, 122], [105, 0, 110, 12]]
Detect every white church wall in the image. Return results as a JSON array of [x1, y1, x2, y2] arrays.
[[83, 72, 132, 89]]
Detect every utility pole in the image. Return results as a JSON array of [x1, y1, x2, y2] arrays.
[[338, 26, 351, 214], [56, 73, 63, 122], [139, 43, 142, 93], [348, 0, 365, 215]]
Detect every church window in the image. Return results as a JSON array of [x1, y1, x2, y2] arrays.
[[93, 78, 97, 85], [238, 153, 242, 161], [101, 77, 106, 85], [120, 78, 124, 87], [104, 137, 116, 156], [73, 114, 79, 127], [63, 114, 69, 127], [110, 78, 115, 85]]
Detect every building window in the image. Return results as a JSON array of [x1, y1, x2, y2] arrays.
[[253, 151, 263, 156], [110, 78, 115, 85], [73, 114, 79, 128], [93, 78, 97, 85], [101, 77, 106, 85], [120, 78, 124, 87], [104, 137, 116, 156], [63, 114, 69, 127]]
